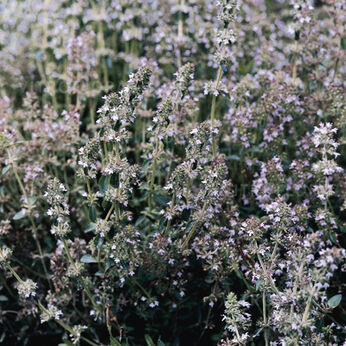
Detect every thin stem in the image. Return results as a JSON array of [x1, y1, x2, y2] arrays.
[[292, 40, 298, 85], [164, 192, 176, 236], [255, 242, 282, 301], [131, 277, 151, 299], [312, 299, 346, 330], [12, 257, 47, 280], [181, 201, 208, 250], [263, 290, 269, 346], [231, 317, 242, 343], [61, 238, 101, 312], [269, 231, 282, 267], [148, 138, 159, 213], [0, 274, 16, 298], [177, 0, 185, 68], [86, 179, 94, 204], [38, 302, 99, 346], [104, 142, 109, 164], [97, 204, 115, 267], [210, 65, 223, 159], [114, 202, 120, 222], [114, 143, 121, 222], [89, 99, 96, 129], [104, 204, 115, 226], [97, 19, 109, 89], [289, 261, 305, 322], [10, 158, 51, 288], [5, 262, 24, 283], [301, 286, 316, 326]]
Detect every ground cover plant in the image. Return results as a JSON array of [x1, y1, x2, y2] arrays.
[[0, 0, 345, 345]]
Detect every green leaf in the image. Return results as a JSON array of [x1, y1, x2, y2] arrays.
[[99, 175, 109, 194], [204, 277, 214, 284], [113, 120, 121, 132], [181, 208, 190, 221], [329, 232, 337, 244], [80, 254, 97, 263], [106, 57, 112, 68], [13, 209, 27, 220], [84, 223, 96, 233], [62, 340, 74, 346], [94, 235, 104, 249], [159, 217, 167, 230], [185, 220, 194, 234], [89, 205, 97, 222], [144, 334, 156, 346], [0, 333, 5, 343], [110, 336, 122, 346], [28, 196, 37, 207], [141, 160, 151, 171], [135, 215, 147, 227], [328, 294, 342, 308], [110, 173, 120, 188], [102, 199, 109, 210], [165, 137, 175, 150], [255, 279, 263, 291], [228, 155, 240, 161], [1, 166, 10, 176], [153, 193, 170, 207], [139, 183, 149, 191]]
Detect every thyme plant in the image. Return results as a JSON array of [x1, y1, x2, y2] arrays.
[[0, 0, 345, 345]]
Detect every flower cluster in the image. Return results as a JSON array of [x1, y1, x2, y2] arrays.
[[97, 66, 152, 142], [0, 246, 12, 263], [45, 178, 71, 238], [0, 0, 344, 345], [40, 304, 63, 323], [223, 292, 251, 344], [17, 279, 37, 299]]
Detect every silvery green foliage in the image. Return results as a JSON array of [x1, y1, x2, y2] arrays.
[[0, 0, 345, 345], [223, 292, 251, 344]]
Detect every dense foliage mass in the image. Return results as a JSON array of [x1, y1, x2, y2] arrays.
[[0, 0, 345, 345]]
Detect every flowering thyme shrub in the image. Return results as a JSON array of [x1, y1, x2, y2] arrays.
[[0, 0, 345, 345]]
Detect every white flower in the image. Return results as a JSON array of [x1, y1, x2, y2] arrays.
[[17, 279, 37, 299], [41, 304, 63, 323], [0, 246, 12, 263]]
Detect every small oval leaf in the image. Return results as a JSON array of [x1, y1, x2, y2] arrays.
[[328, 294, 342, 308], [89, 205, 97, 222], [99, 175, 109, 194], [13, 209, 27, 220], [2, 166, 10, 176], [110, 173, 120, 188], [80, 254, 97, 263]]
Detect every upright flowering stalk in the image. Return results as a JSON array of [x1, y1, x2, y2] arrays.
[[222, 292, 251, 344], [146, 63, 193, 215], [45, 178, 100, 312], [311, 122, 342, 207], [0, 244, 98, 346], [207, 0, 239, 158], [65, 32, 99, 110], [5, 148, 50, 286], [0, 245, 37, 299], [147, 98, 173, 213], [289, 0, 314, 85], [77, 67, 151, 267], [96, 66, 151, 219]]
